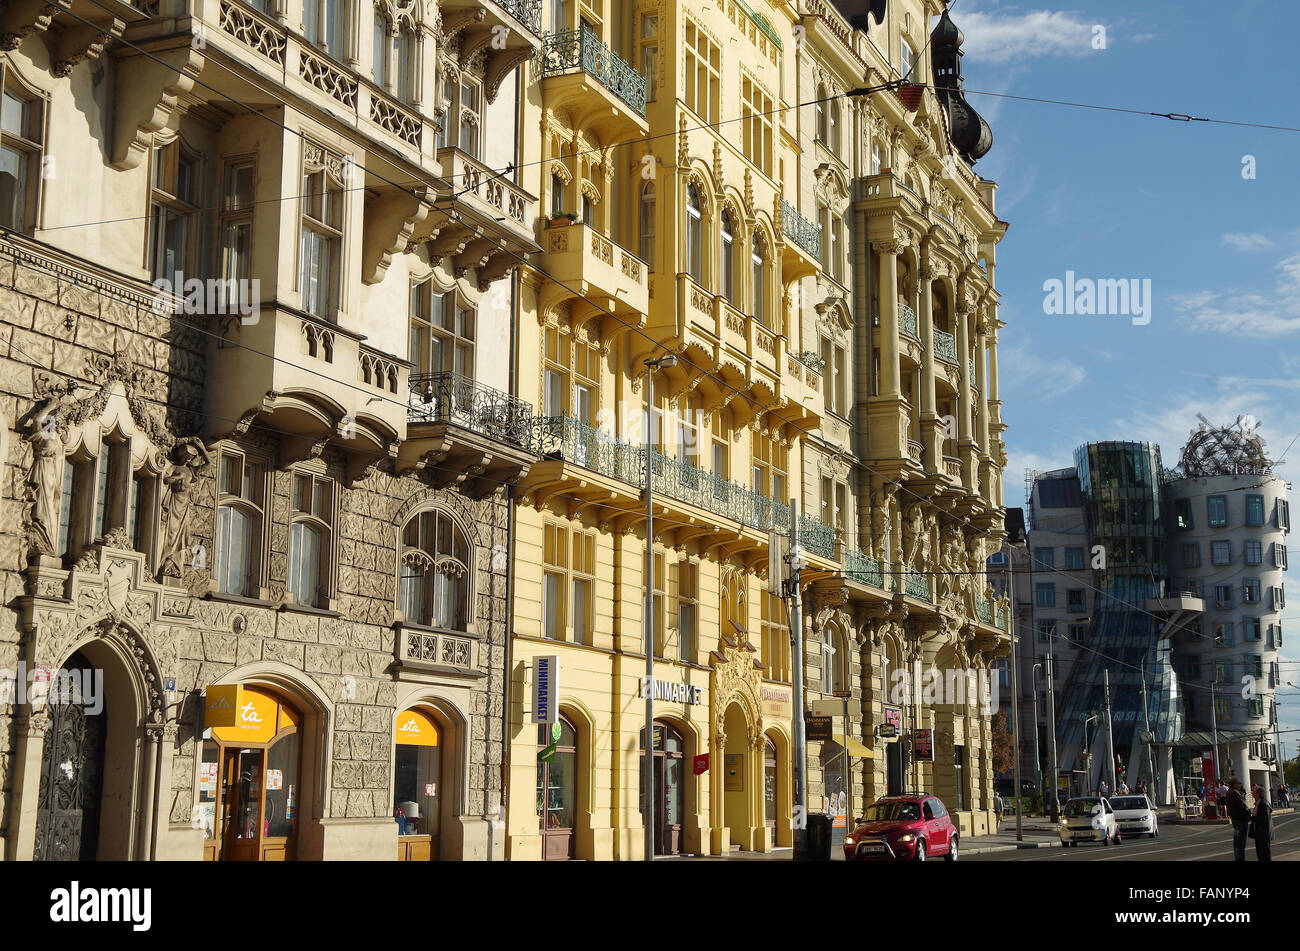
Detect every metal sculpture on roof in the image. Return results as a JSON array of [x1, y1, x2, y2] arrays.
[[1179, 414, 1273, 477]]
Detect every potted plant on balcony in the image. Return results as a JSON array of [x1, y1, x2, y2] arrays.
[[546, 212, 579, 229]]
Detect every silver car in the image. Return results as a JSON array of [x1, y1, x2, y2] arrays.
[[1058, 797, 1119, 847], [1110, 795, 1158, 838]]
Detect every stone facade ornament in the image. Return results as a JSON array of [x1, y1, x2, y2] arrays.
[[22, 379, 81, 558], [157, 438, 212, 581]]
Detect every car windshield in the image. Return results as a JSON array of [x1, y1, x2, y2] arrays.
[[1111, 797, 1146, 810], [1065, 799, 1101, 817], [862, 801, 921, 822]]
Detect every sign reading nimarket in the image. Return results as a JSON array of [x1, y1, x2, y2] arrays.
[[639, 678, 702, 705], [533, 655, 558, 725]]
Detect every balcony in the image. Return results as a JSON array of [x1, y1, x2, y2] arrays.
[[394, 624, 481, 679], [206, 308, 404, 479], [778, 197, 821, 280], [398, 372, 537, 494], [538, 27, 648, 137], [541, 222, 648, 316], [934, 329, 957, 364], [798, 515, 837, 562], [435, 148, 537, 249], [843, 548, 885, 589], [529, 416, 789, 536], [782, 352, 825, 431], [900, 571, 933, 603], [899, 303, 918, 340]]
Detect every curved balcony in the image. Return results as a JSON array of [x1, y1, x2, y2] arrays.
[[538, 27, 647, 138], [933, 328, 957, 364], [540, 222, 648, 318], [899, 303, 918, 340]]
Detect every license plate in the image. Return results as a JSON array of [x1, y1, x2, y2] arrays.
[[858, 843, 885, 853], [1073, 831, 1093, 838]]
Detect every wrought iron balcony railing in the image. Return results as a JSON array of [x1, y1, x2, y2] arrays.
[[901, 570, 933, 603], [779, 197, 821, 259], [798, 515, 837, 560], [538, 27, 646, 117], [976, 596, 994, 624], [532, 416, 791, 534], [496, 0, 542, 33], [844, 547, 885, 589], [933, 328, 957, 364], [899, 303, 918, 339], [408, 372, 536, 450]]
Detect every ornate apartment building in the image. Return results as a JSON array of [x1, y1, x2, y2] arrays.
[[0, 0, 540, 860], [507, 0, 1012, 860]]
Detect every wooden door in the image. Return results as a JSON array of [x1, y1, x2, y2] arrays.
[[221, 748, 264, 862]]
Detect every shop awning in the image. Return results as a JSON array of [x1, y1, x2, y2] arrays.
[[846, 737, 874, 759]]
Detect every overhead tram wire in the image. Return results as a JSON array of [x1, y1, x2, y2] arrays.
[[26, 0, 1286, 628]]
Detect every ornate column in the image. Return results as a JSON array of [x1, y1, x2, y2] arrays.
[[955, 286, 976, 493], [917, 249, 940, 470], [975, 310, 991, 501], [5, 714, 49, 860], [876, 238, 901, 399], [136, 722, 163, 860]]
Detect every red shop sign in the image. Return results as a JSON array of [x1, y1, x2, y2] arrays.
[[693, 754, 710, 776]]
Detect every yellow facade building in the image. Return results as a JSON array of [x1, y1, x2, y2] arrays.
[[507, 0, 1012, 859]]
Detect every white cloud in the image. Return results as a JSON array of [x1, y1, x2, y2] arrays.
[[955, 9, 1100, 64], [1174, 251, 1300, 335], [999, 338, 1088, 395], [1220, 232, 1274, 253]]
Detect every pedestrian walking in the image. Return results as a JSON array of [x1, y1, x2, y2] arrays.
[[1251, 784, 1273, 861], [1216, 780, 1228, 819], [1226, 777, 1251, 861], [1100, 779, 1110, 799]]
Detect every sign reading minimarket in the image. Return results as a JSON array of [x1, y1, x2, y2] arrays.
[[533, 655, 558, 725]]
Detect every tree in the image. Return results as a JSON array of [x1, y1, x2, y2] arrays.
[[991, 711, 1016, 774]]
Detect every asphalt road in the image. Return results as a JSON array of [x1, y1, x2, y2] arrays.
[[969, 812, 1300, 861]]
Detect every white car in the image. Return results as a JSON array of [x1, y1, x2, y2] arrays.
[[1058, 797, 1120, 847], [1111, 794, 1158, 838]]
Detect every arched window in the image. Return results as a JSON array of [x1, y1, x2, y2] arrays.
[[751, 231, 767, 326], [871, 140, 882, 176], [399, 509, 471, 630], [685, 183, 702, 283], [721, 566, 746, 629], [719, 208, 735, 302], [638, 180, 655, 268], [305, 0, 348, 59], [815, 85, 827, 142], [537, 714, 577, 859], [821, 624, 847, 693], [827, 97, 840, 152], [373, 7, 417, 104]]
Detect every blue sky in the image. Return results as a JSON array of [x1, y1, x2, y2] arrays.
[[948, 0, 1300, 751]]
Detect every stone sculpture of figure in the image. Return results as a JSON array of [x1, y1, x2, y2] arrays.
[[901, 503, 925, 570], [23, 380, 80, 558], [157, 437, 211, 580]]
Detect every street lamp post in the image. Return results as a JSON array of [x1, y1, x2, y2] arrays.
[[642, 353, 677, 862], [1031, 663, 1044, 800]]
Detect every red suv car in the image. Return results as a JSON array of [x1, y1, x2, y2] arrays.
[[844, 794, 959, 862]]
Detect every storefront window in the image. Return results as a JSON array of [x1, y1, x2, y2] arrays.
[[537, 718, 576, 836], [394, 708, 441, 841]]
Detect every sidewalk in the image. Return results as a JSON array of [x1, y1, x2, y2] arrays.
[[674, 821, 1062, 860]]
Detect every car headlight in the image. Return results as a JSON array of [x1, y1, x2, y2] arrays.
[[845, 837, 854, 846], [898, 833, 915, 843]]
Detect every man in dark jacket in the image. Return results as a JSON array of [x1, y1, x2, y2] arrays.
[[1226, 777, 1251, 861], [1252, 784, 1273, 861]]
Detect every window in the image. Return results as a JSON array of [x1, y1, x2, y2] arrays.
[[751, 432, 787, 503], [1036, 583, 1055, 608], [372, 10, 388, 87], [819, 337, 847, 416], [1273, 543, 1287, 569], [219, 160, 255, 306], [1213, 584, 1233, 608], [827, 98, 840, 153], [1033, 547, 1054, 570], [542, 522, 594, 644], [685, 183, 703, 283], [1278, 499, 1291, 531], [1270, 585, 1285, 610], [1207, 495, 1227, 527], [900, 37, 915, 76], [1245, 539, 1262, 566], [1246, 494, 1265, 526], [1245, 616, 1262, 640], [1211, 540, 1231, 566], [1182, 543, 1200, 568], [304, 0, 346, 57], [542, 326, 599, 424], [1213, 622, 1233, 646], [1175, 499, 1192, 530], [1249, 697, 1264, 718], [684, 21, 720, 123], [550, 171, 566, 217], [409, 284, 475, 378], [1183, 579, 1202, 597], [761, 590, 789, 681], [820, 477, 847, 552], [638, 13, 658, 103], [289, 471, 333, 607], [1036, 619, 1055, 643], [740, 74, 774, 176], [373, 12, 416, 103], [215, 449, 264, 597], [751, 232, 767, 326], [1064, 547, 1084, 570], [870, 140, 882, 176], [457, 79, 481, 158], [638, 181, 655, 268], [676, 561, 697, 663], [150, 142, 199, 288], [711, 409, 730, 491], [1067, 589, 1085, 613], [400, 510, 471, 630], [550, 0, 566, 29], [0, 82, 43, 233], [1243, 578, 1260, 604], [719, 208, 735, 303], [821, 625, 846, 694], [1214, 697, 1230, 720], [300, 146, 344, 320]]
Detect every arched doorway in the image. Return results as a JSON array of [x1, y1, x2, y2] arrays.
[[393, 706, 445, 861], [722, 702, 751, 847], [34, 650, 106, 861], [199, 685, 303, 861], [537, 714, 577, 860], [763, 735, 778, 837], [639, 720, 685, 855]]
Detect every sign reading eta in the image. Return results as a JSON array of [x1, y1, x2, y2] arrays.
[[533, 655, 559, 725]]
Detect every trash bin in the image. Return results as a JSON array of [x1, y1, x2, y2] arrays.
[[800, 813, 833, 861]]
